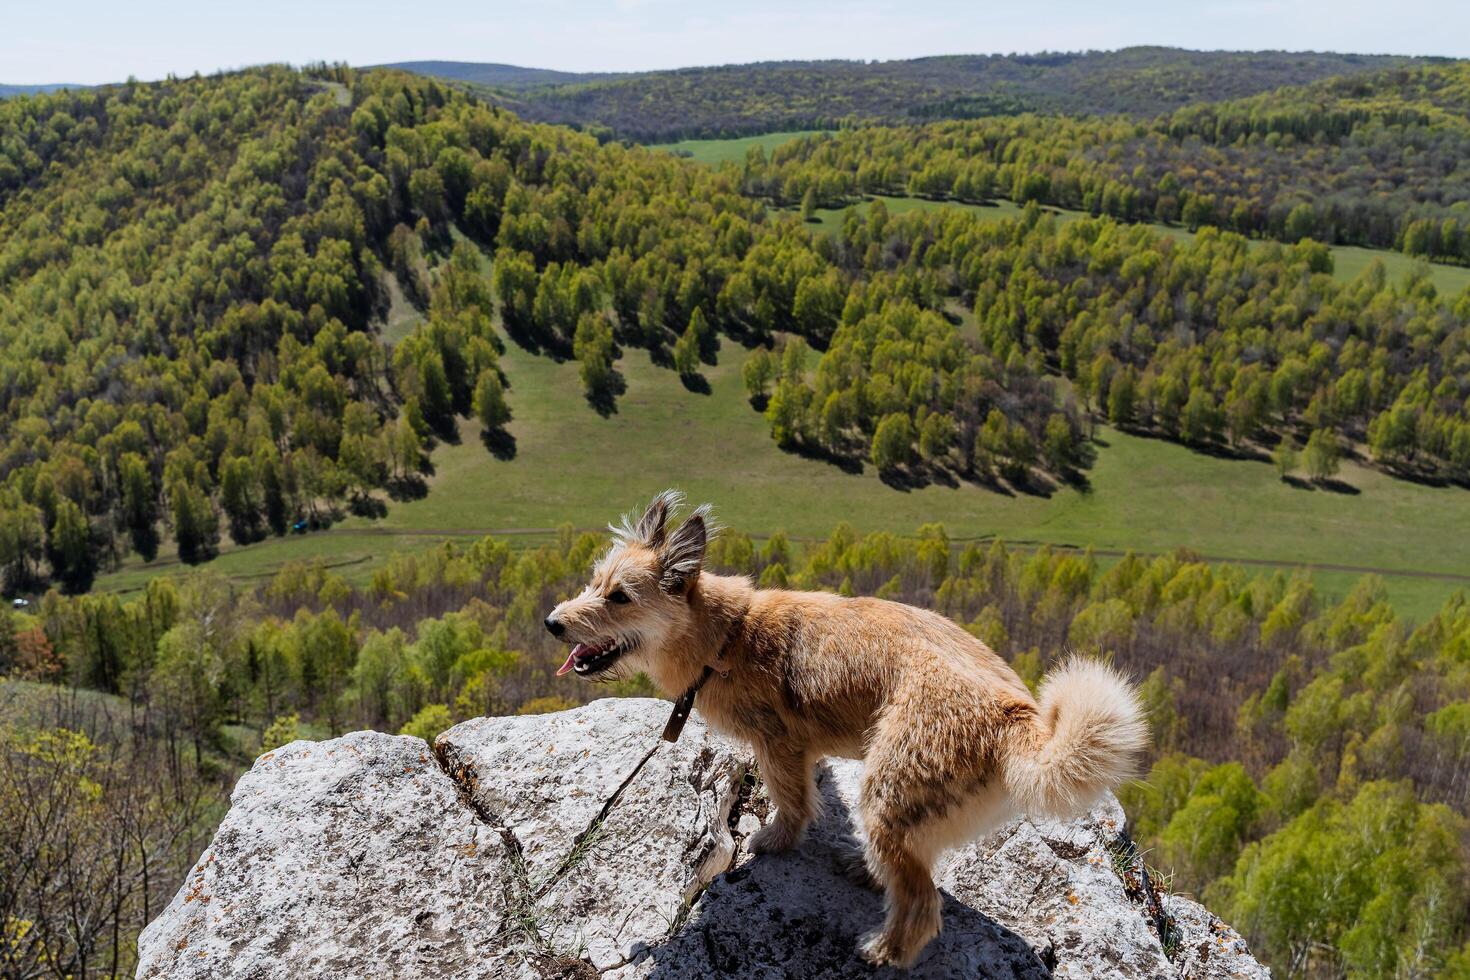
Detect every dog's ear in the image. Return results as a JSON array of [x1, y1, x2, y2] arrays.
[[634, 490, 679, 548], [660, 511, 707, 594]]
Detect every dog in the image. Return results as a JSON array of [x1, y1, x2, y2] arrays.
[[545, 490, 1148, 968]]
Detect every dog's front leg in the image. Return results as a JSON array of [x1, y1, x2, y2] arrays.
[[747, 741, 816, 854]]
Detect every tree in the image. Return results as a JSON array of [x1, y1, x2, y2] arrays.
[[169, 480, 219, 565], [742, 348, 776, 405], [792, 272, 843, 343], [473, 369, 511, 432], [45, 499, 95, 593], [1303, 428, 1341, 483], [918, 413, 956, 466], [260, 713, 301, 752], [871, 413, 916, 474], [151, 621, 225, 768], [800, 187, 817, 222], [1273, 438, 1299, 481], [219, 456, 263, 544], [1182, 388, 1221, 446], [1284, 203, 1316, 243], [1107, 368, 1137, 425], [294, 610, 356, 734], [118, 453, 159, 560], [400, 703, 453, 742], [1042, 415, 1077, 474], [673, 318, 701, 378], [0, 503, 44, 592], [573, 312, 618, 408]]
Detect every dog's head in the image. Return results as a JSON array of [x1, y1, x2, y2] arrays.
[[545, 490, 711, 680]]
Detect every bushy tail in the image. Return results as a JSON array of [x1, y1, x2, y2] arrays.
[[1003, 657, 1149, 820]]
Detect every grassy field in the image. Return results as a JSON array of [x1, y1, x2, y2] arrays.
[[95, 337, 1470, 621], [648, 130, 829, 166]]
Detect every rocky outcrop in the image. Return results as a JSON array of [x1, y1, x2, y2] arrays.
[[136, 698, 1269, 979]]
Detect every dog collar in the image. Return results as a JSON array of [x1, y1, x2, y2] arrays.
[[661, 613, 741, 743], [662, 665, 716, 743]]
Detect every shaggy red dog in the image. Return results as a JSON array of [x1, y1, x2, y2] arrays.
[[547, 491, 1147, 967]]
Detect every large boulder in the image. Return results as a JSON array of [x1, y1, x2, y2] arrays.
[[134, 732, 516, 980], [137, 698, 1269, 979]]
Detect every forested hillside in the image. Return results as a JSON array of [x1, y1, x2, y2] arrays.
[[448, 47, 1432, 142], [2, 66, 1469, 600], [740, 60, 1470, 258], [0, 67, 503, 593]]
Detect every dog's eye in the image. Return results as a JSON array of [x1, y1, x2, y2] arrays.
[[608, 589, 631, 605]]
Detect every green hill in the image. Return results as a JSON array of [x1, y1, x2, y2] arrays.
[[3, 63, 1468, 622], [372, 60, 618, 88], [413, 47, 1438, 142]]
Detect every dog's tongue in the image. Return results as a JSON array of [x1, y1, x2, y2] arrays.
[[556, 642, 598, 677]]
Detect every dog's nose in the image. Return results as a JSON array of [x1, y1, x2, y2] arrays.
[[544, 617, 565, 638]]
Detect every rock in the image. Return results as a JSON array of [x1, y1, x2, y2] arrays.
[[134, 732, 517, 980], [1165, 895, 1271, 980], [137, 698, 1269, 979], [436, 700, 748, 972]]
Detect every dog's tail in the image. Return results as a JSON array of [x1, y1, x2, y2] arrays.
[[1002, 657, 1148, 820]]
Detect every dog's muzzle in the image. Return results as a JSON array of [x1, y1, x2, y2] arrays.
[[556, 636, 638, 677]]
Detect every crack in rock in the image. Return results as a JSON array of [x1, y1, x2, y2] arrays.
[[534, 742, 663, 901]]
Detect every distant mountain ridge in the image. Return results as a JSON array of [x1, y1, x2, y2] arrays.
[[389, 46, 1447, 142], [0, 83, 89, 98], [371, 59, 622, 88]]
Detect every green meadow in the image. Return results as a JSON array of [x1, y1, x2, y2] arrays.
[[648, 130, 829, 166], [96, 339, 1470, 622]]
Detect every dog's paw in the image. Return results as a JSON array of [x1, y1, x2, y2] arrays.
[[858, 930, 908, 968], [746, 819, 801, 854], [831, 835, 882, 892]]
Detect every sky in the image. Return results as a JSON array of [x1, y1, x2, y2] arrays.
[[5, 0, 1470, 85]]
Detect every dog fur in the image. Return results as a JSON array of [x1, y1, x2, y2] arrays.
[[545, 491, 1149, 968]]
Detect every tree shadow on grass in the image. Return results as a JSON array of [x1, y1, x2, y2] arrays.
[[1007, 473, 1059, 499], [480, 427, 517, 461], [386, 475, 429, 502], [348, 496, 388, 519], [1058, 467, 1093, 494], [1317, 477, 1361, 495], [679, 372, 711, 395], [585, 370, 627, 418], [878, 467, 919, 492], [786, 440, 864, 475]]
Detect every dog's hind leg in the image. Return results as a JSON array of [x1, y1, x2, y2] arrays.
[[854, 699, 963, 968], [857, 796, 942, 969], [747, 741, 817, 854]]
